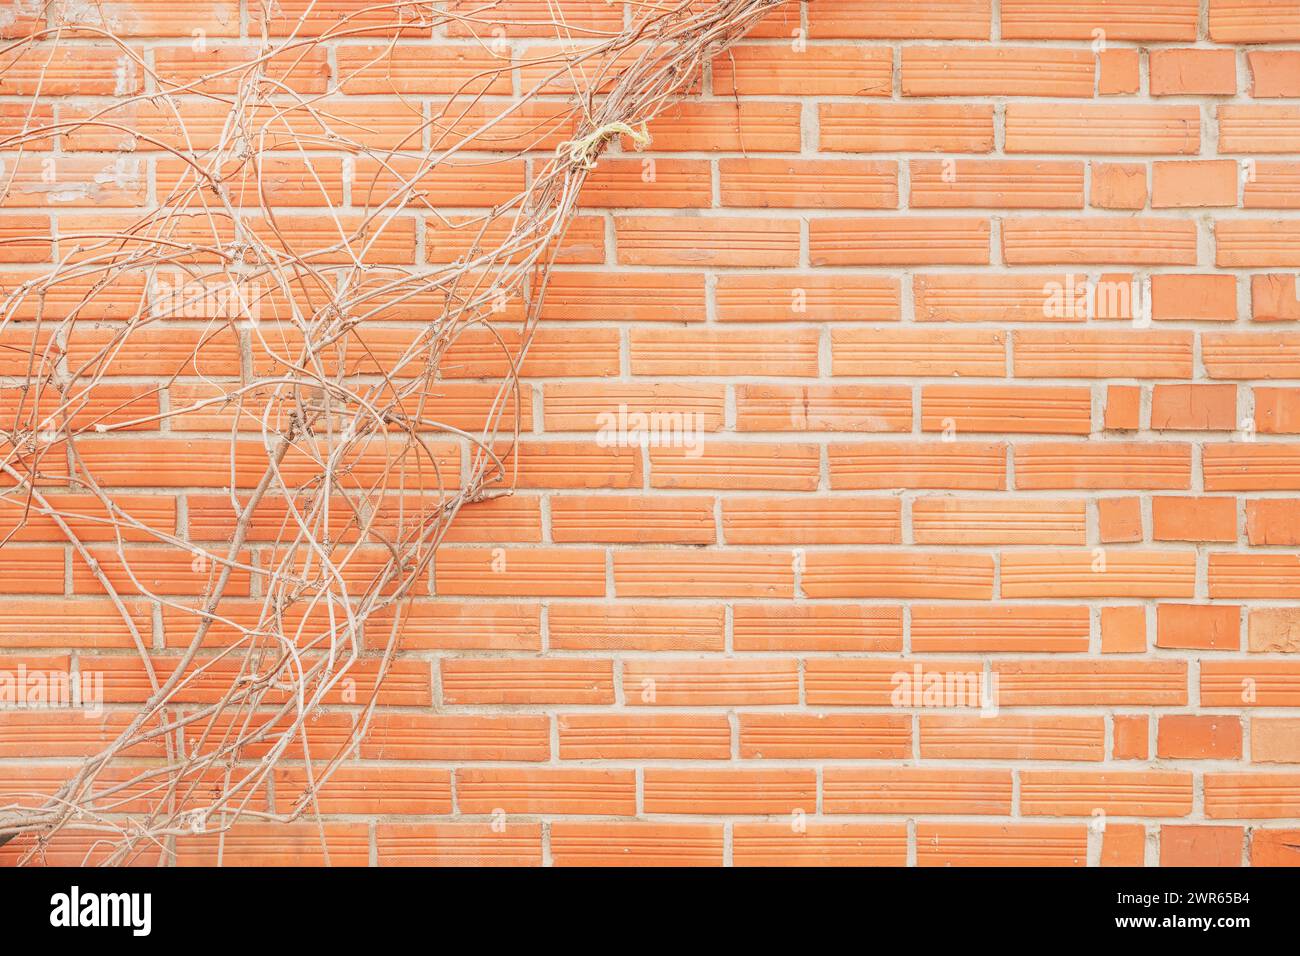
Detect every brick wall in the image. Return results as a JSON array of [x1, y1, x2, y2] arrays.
[[2, 0, 1300, 866]]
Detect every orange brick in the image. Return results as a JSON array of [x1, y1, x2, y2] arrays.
[[1202, 333, 1300, 379], [835, 329, 1006, 377], [1249, 51, 1300, 98], [1158, 715, 1243, 759], [1150, 49, 1237, 95], [920, 715, 1103, 761], [1254, 388, 1300, 435], [911, 500, 1086, 547], [1152, 160, 1239, 207], [1160, 826, 1243, 866], [1247, 499, 1300, 547], [1151, 274, 1237, 322], [550, 496, 715, 545], [1208, 553, 1300, 598], [915, 160, 1086, 209], [547, 604, 724, 652], [336, 45, 510, 95], [434, 548, 605, 597], [735, 385, 911, 432], [1005, 105, 1200, 155], [915, 273, 1088, 322], [811, 0, 992, 40], [806, 658, 984, 706], [1150, 384, 1237, 430], [739, 714, 911, 760], [714, 44, 892, 96], [1211, 0, 1300, 42], [1105, 385, 1142, 431], [820, 103, 995, 153], [7, 0, 1300, 867], [732, 604, 903, 652], [361, 715, 550, 761], [1099, 50, 1141, 95], [733, 823, 907, 867], [616, 216, 798, 266], [829, 441, 1006, 490], [1002, 217, 1197, 265], [640, 102, 802, 152], [804, 552, 995, 599], [1252, 275, 1300, 321], [1020, 770, 1192, 816], [1252, 718, 1300, 763], [0, 43, 142, 96], [613, 550, 794, 599], [921, 385, 1091, 434], [1091, 163, 1147, 210], [1002, 0, 1196, 41], [377, 823, 542, 867], [912, 604, 1089, 652], [1157, 604, 1241, 651], [1153, 496, 1238, 542], [622, 659, 798, 706], [1201, 662, 1300, 706], [457, 768, 635, 816], [716, 274, 901, 322], [1220, 104, 1300, 153], [1014, 329, 1193, 379], [1113, 715, 1150, 760], [1252, 829, 1300, 867], [722, 497, 901, 545], [440, 658, 614, 705], [1102, 824, 1147, 866], [1218, 219, 1300, 268], [901, 46, 1094, 98], [176, 824, 369, 867], [824, 768, 1012, 815], [811, 217, 991, 266], [1101, 606, 1147, 653], [1013, 442, 1192, 491], [917, 823, 1086, 867], [550, 823, 721, 867], [1250, 609, 1300, 652], [1245, 164, 1300, 211], [1206, 773, 1300, 818], [720, 159, 898, 209], [994, 660, 1187, 706], [1098, 497, 1143, 543], [559, 714, 730, 760], [649, 442, 819, 491], [543, 271, 707, 321]]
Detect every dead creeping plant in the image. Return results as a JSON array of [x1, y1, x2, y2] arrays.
[[0, 0, 793, 865]]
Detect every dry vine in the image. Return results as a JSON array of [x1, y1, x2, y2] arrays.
[[0, 0, 792, 864]]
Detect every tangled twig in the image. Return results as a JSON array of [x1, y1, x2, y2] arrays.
[[0, 0, 792, 865]]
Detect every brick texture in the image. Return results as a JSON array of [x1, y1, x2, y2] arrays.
[[1, 0, 1299, 869]]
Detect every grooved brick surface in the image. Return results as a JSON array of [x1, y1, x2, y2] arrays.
[[3, 0, 1300, 870]]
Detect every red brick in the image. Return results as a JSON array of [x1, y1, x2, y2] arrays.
[[1158, 715, 1243, 759], [1153, 496, 1238, 542], [1248, 51, 1300, 98], [1150, 49, 1237, 95], [1152, 160, 1239, 207], [1091, 163, 1147, 210], [1099, 50, 1141, 95], [1113, 715, 1150, 760], [1160, 826, 1243, 866]]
